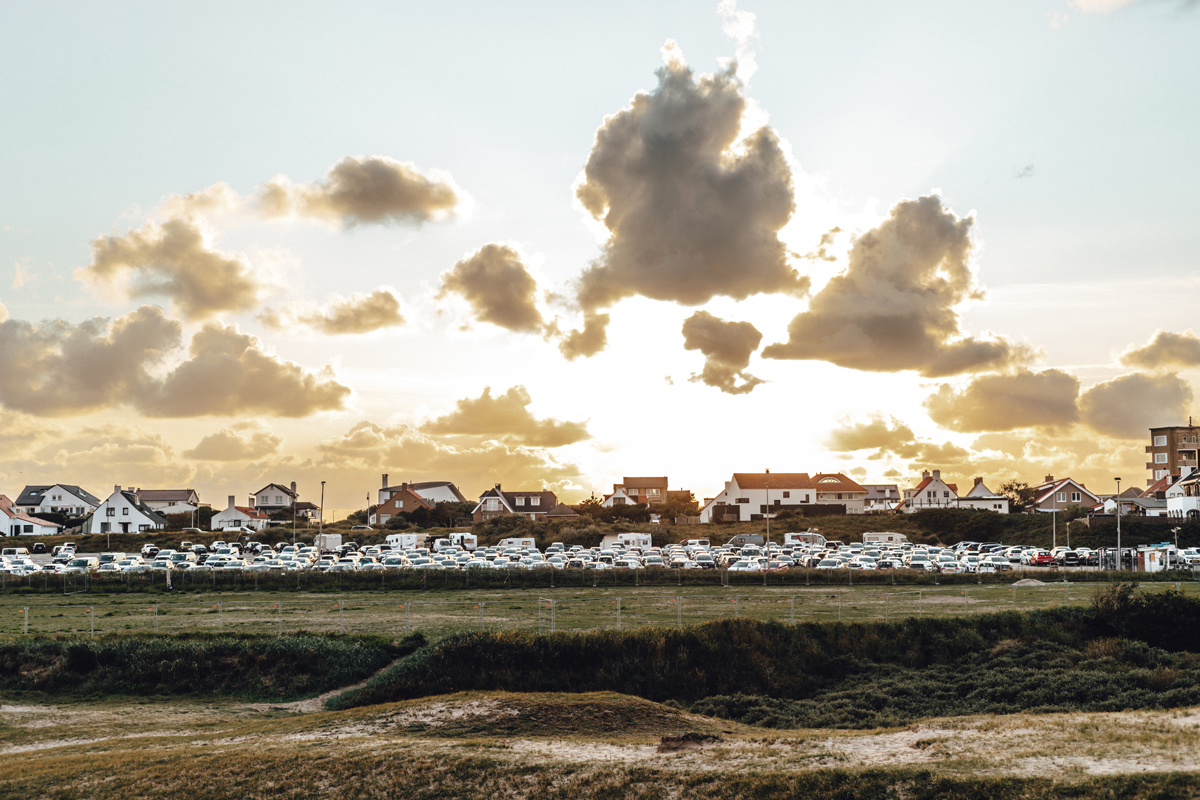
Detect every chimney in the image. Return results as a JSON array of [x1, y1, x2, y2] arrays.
[[932, 470, 941, 481], [382, 473, 389, 488], [114, 485, 121, 494], [1044, 475, 1054, 484], [290, 481, 297, 495], [228, 495, 235, 508], [921, 470, 930, 480], [974, 476, 983, 487], [495, 483, 502, 490]]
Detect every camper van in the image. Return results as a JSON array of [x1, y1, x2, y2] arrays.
[[616, 532, 652, 549], [783, 531, 826, 547], [862, 532, 908, 545], [727, 533, 766, 548], [498, 537, 536, 550], [684, 538, 710, 550], [448, 532, 478, 551], [385, 533, 421, 550]]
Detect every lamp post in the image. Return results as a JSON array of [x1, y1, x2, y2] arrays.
[[1052, 509, 1057, 551], [1115, 477, 1121, 573], [319, 481, 326, 543], [765, 469, 770, 546]]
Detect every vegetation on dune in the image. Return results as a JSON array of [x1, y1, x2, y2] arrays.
[[0, 631, 424, 700], [328, 586, 1200, 726]]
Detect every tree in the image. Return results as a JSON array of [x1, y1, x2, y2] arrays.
[[999, 480, 1038, 513], [574, 497, 603, 518]]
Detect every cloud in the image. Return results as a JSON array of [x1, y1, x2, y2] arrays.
[[0, 307, 349, 418], [1014, 164, 1035, 179], [422, 386, 590, 448], [1121, 329, 1200, 370], [0, 306, 180, 416], [1078, 372, 1193, 440], [558, 312, 610, 360], [925, 369, 1082, 432], [0, 298, 7, 323], [717, 0, 759, 83], [183, 428, 283, 461], [437, 244, 545, 334], [78, 216, 265, 321], [763, 194, 1033, 377], [317, 420, 583, 495], [160, 182, 242, 219], [680, 310, 764, 394], [561, 41, 805, 354], [262, 289, 405, 335], [257, 155, 464, 227], [141, 322, 351, 418], [826, 417, 921, 459]]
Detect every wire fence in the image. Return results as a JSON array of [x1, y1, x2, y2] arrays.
[[2, 564, 1198, 596], [1, 580, 1192, 639]]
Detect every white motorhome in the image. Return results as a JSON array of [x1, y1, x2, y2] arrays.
[[862, 532, 909, 545], [784, 531, 826, 547], [684, 538, 710, 550], [385, 533, 421, 549], [448, 532, 477, 551], [616, 532, 652, 549], [499, 537, 536, 550]]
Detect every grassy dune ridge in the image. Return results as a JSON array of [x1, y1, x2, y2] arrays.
[[327, 586, 1200, 726], [0, 631, 425, 700]]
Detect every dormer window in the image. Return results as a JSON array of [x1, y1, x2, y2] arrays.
[[530, 496, 540, 507], [516, 496, 525, 506]]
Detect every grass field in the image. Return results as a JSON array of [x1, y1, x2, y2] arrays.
[[0, 579, 1193, 638]]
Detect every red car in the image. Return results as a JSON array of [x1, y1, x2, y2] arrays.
[[1030, 551, 1053, 566]]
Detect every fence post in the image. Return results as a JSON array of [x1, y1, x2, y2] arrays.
[[1011, 585, 1016, 608], [677, 596, 682, 629], [479, 602, 484, 628], [919, 589, 923, 618], [617, 597, 622, 631], [838, 594, 842, 622], [734, 596, 739, 617], [551, 599, 556, 632], [339, 600, 344, 633], [89, 606, 94, 637], [23, 607, 28, 635], [963, 590, 968, 614], [1064, 580, 1069, 606], [790, 595, 795, 624], [885, 593, 889, 622], [218, 601, 223, 630], [154, 603, 158, 633], [276, 603, 282, 636]]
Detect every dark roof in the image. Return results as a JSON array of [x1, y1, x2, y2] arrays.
[[292, 501, 320, 511], [16, 484, 101, 507], [253, 483, 297, 499], [137, 489, 197, 503], [121, 491, 169, 526], [403, 481, 468, 503], [545, 503, 580, 518]]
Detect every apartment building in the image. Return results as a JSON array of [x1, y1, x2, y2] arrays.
[[1146, 420, 1200, 483]]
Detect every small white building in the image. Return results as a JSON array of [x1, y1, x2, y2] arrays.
[[212, 496, 270, 531], [135, 489, 200, 514], [0, 495, 63, 537], [1166, 471, 1200, 519], [83, 486, 167, 535], [700, 472, 816, 523], [957, 477, 1010, 514], [601, 488, 638, 507], [899, 470, 960, 513], [862, 484, 901, 513]]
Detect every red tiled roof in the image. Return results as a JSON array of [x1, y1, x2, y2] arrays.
[[234, 506, 268, 519], [732, 473, 814, 490]]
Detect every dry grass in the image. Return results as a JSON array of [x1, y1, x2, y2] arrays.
[[2, 692, 1200, 798]]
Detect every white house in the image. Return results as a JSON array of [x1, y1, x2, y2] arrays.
[[1167, 471, 1200, 519], [899, 470, 960, 513], [251, 482, 298, 513], [212, 496, 270, 531], [957, 477, 1010, 514], [0, 495, 63, 537], [811, 473, 868, 514], [1103, 496, 1168, 517], [700, 472, 817, 523], [14, 484, 101, 518], [83, 486, 167, 535], [601, 488, 638, 507], [862, 484, 901, 513]]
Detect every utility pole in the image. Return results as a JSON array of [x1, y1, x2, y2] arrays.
[[764, 469, 770, 546], [1115, 477, 1122, 572], [320, 481, 326, 544]]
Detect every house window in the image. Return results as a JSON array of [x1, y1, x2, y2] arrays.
[[1156, 453, 1169, 464], [100, 523, 110, 533], [23, 525, 32, 534], [1056, 492, 1066, 502], [275, 496, 282, 504], [735, 498, 749, 504], [106, 508, 115, 516], [1071, 492, 1081, 503], [484, 498, 500, 511], [943, 491, 950, 498], [530, 497, 540, 507], [122, 508, 129, 515], [139, 525, 149, 532], [805, 494, 811, 503], [1155, 435, 1167, 446], [647, 488, 661, 497], [614, 497, 627, 505], [515, 496, 525, 506]]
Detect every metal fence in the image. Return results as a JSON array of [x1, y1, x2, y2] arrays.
[[1, 580, 1191, 639]]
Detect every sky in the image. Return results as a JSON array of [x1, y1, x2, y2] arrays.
[[1, 0, 1198, 515]]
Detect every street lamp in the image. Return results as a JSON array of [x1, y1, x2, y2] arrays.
[[320, 481, 326, 543], [1115, 477, 1121, 573], [764, 469, 770, 546]]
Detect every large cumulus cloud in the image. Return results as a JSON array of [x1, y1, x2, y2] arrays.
[[438, 244, 546, 334], [763, 195, 1032, 377], [0, 307, 349, 418], [423, 386, 590, 448], [261, 289, 405, 335], [78, 217, 265, 321], [257, 155, 464, 227], [1121, 329, 1200, 370], [560, 42, 804, 357], [1078, 373, 1193, 440], [183, 428, 283, 461], [680, 310, 764, 394], [925, 369, 1082, 432]]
